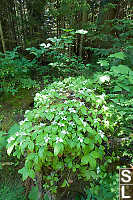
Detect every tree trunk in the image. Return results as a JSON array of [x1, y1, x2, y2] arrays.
[[0, 20, 6, 53]]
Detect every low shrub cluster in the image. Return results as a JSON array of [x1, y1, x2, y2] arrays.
[[7, 76, 118, 197]]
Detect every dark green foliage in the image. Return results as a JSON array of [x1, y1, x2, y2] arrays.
[[0, 47, 37, 95]]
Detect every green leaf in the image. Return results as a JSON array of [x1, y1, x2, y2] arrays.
[[111, 65, 131, 74], [7, 144, 15, 155], [61, 179, 67, 187], [29, 169, 35, 179], [18, 167, 29, 181], [28, 141, 34, 152], [54, 143, 63, 156], [28, 186, 39, 200], [109, 52, 126, 60], [8, 123, 20, 136], [90, 151, 100, 159]]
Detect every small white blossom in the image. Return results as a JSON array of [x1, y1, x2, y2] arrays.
[[69, 122, 75, 126], [25, 110, 30, 114], [36, 93, 41, 97], [19, 120, 24, 125], [62, 117, 67, 121], [76, 29, 88, 34], [87, 89, 92, 93], [102, 105, 108, 111], [42, 95, 48, 100], [79, 90, 84, 94], [8, 137, 15, 143], [71, 99, 77, 102], [50, 108, 55, 112], [61, 130, 68, 135], [82, 87, 87, 91], [98, 130, 104, 138], [94, 119, 98, 123], [44, 136, 50, 143], [64, 100, 68, 104], [99, 75, 110, 83], [16, 132, 19, 136], [58, 111, 64, 115], [56, 137, 63, 143], [40, 123, 45, 127], [58, 123, 65, 127], [68, 108, 76, 113], [79, 102, 85, 106], [40, 43, 51, 48], [20, 141, 23, 146], [97, 166, 100, 174], [100, 94, 105, 100], [21, 132, 27, 136], [82, 121, 87, 127], [52, 121, 57, 125], [78, 137, 83, 143]]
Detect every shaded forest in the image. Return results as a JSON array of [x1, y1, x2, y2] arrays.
[[0, 0, 133, 200]]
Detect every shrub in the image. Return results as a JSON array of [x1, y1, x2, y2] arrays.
[[7, 77, 117, 195], [0, 47, 37, 95]]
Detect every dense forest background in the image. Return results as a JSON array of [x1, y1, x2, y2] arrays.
[[0, 0, 133, 200]]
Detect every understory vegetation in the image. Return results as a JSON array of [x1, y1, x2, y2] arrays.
[[0, 0, 133, 200]]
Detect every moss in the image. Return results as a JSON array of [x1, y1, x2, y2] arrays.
[[0, 88, 35, 131]]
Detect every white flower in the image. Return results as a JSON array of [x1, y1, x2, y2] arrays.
[[58, 123, 65, 127], [44, 136, 50, 143], [20, 132, 27, 136], [50, 89, 56, 92], [76, 29, 88, 34], [100, 94, 105, 100], [71, 99, 77, 102], [98, 130, 104, 138], [56, 137, 63, 143], [61, 130, 68, 135], [40, 43, 51, 48], [40, 123, 45, 127], [99, 75, 110, 83], [20, 141, 23, 146], [52, 121, 57, 125], [50, 108, 55, 112], [68, 108, 76, 113], [64, 100, 68, 104], [8, 137, 15, 143], [58, 111, 64, 115], [62, 117, 67, 121], [87, 89, 92, 93], [97, 166, 100, 174], [79, 102, 85, 106], [94, 119, 98, 123], [42, 95, 48, 100], [16, 132, 19, 136], [69, 122, 75, 126], [79, 90, 84, 94], [25, 110, 30, 114], [19, 120, 24, 125], [82, 87, 87, 91], [36, 93, 41, 97], [82, 121, 87, 127], [78, 137, 83, 143], [102, 105, 108, 111]]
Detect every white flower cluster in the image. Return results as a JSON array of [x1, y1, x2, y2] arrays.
[[56, 137, 63, 143], [40, 43, 51, 48]]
